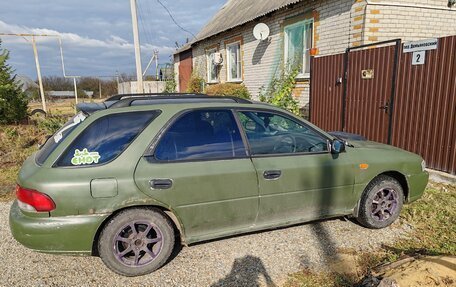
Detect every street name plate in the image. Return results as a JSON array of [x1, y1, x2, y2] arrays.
[[403, 38, 438, 53]]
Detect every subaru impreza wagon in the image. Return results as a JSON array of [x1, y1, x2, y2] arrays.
[[10, 94, 428, 276]]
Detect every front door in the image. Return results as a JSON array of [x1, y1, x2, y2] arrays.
[[134, 109, 258, 241], [236, 110, 355, 225]]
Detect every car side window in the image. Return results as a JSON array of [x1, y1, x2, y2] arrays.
[[237, 111, 328, 155], [56, 111, 159, 167], [154, 110, 246, 162]]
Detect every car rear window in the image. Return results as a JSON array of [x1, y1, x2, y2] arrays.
[[36, 112, 87, 166], [56, 111, 159, 167]]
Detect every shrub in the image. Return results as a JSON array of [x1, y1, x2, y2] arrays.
[[0, 41, 29, 124], [206, 83, 251, 100], [36, 116, 68, 135], [164, 75, 177, 93], [186, 73, 205, 93], [259, 67, 301, 116]]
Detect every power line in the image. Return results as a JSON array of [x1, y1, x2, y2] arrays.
[[156, 0, 197, 41], [137, 0, 154, 46]]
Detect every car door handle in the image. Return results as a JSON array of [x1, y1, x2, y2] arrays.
[[263, 170, 282, 180], [149, 179, 173, 190]]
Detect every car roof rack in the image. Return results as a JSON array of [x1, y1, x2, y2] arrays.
[[105, 93, 209, 102], [77, 93, 252, 114], [108, 94, 252, 109]]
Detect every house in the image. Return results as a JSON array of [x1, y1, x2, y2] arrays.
[[174, 0, 456, 115], [14, 75, 38, 92]]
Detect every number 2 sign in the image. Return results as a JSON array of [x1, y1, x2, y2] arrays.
[[412, 51, 426, 65]]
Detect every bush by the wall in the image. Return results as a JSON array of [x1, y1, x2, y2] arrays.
[[164, 76, 177, 93], [206, 83, 251, 100], [259, 67, 300, 116], [186, 73, 205, 93]]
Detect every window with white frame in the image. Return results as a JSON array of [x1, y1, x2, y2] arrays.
[[206, 48, 219, 83], [226, 41, 242, 82], [284, 19, 313, 78]]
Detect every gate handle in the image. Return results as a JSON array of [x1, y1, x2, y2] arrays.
[[379, 103, 389, 113]]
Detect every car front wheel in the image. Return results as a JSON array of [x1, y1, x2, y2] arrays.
[[357, 175, 404, 229], [98, 208, 175, 276]]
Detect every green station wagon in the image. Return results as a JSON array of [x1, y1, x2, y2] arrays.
[[10, 94, 428, 276]]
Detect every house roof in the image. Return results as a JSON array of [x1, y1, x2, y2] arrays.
[[175, 0, 302, 54], [14, 75, 38, 92]]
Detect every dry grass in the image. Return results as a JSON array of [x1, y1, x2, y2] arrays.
[[29, 98, 101, 116], [0, 125, 44, 200], [0, 100, 77, 202]]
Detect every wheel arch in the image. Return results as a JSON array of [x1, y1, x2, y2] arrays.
[[91, 205, 186, 256], [353, 170, 409, 217]]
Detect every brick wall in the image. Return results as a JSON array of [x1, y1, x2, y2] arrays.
[[352, 0, 456, 46]]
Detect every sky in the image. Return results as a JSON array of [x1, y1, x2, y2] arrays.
[[0, 0, 225, 79]]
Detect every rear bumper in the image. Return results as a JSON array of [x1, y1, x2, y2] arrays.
[[9, 201, 109, 255], [407, 171, 429, 203]]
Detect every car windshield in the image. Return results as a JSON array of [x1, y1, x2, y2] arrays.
[[36, 112, 87, 165]]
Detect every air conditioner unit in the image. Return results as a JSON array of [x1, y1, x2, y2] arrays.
[[213, 53, 223, 65]]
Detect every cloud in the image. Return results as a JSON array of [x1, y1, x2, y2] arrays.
[[0, 0, 227, 77], [0, 20, 174, 54]]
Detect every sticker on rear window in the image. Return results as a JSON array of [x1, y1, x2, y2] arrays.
[[71, 149, 101, 166]]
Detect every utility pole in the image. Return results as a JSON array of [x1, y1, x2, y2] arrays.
[[58, 37, 80, 109], [155, 51, 159, 93], [73, 78, 78, 104], [130, 0, 144, 93], [31, 36, 47, 112], [99, 80, 102, 99], [0, 33, 54, 112]]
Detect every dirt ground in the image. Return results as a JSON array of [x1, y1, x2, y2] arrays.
[[383, 256, 456, 286]]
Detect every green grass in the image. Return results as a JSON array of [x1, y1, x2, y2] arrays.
[[389, 183, 456, 256], [284, 183, 456, 287]]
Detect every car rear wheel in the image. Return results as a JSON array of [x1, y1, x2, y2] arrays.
[[98, 208, 175, 276], [357, 175, 404, 229]]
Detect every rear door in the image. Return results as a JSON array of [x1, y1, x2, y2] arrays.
[[236, 110, 355, 225], [134, 109, 259, 241]]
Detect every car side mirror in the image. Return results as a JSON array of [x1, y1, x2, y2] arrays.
[[331, 140, 346, 154]]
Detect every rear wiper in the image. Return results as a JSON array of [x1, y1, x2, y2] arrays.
[[39, 135, 52, 149]]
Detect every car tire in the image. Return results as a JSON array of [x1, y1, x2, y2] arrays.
[[98, 208, 175, 276], [30, 109, 47, 117], [357, 175, 404, 229]]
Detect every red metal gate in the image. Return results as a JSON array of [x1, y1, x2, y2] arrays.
[[392, 36, 456, 174], [310, 35, 456, 175]]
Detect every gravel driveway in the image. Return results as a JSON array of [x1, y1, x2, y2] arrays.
[[0, 201, 408, 287]]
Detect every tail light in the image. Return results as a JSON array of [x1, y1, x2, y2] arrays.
[[16, 185, 56, 212]]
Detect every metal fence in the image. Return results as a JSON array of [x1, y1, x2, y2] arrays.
[[310, 35, 456, 175]]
